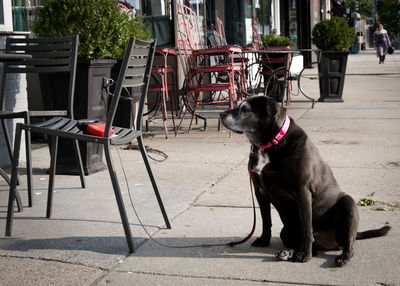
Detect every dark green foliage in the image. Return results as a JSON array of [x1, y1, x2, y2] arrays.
[[32, 0, 151, 60], [262, 34, 291, 47], [377, 0, 400, 36], [345, 0, 375, 19], [312, 17, 357, 51]]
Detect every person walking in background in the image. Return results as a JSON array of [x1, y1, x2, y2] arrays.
[[371, 24, 391, 64]]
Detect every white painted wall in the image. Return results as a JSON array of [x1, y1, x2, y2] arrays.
[[0, 0, 13, 31], [0, 1, 28, 168]]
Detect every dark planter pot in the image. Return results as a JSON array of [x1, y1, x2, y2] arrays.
[[317, 51, 349, 102], [40, 59, 117, 175], [109, 60, 140, 128], [262, 46, 290, 101]]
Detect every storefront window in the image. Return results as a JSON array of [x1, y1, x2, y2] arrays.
[[255, 0, 272, 36], [288, 0, 298, 47], [140, 0, 172, 16], [12, 0, 41, 31], [140, 0, 175, 46]]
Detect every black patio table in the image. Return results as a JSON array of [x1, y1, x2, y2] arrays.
[[243, 48, 299, 102]]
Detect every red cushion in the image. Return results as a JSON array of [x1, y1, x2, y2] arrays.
[[86, 124, 113, 137]]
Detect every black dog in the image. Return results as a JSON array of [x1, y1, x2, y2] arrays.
[[220, 95, 391, 267]]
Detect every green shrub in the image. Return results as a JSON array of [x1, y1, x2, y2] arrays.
[[312, 17, 356, 51], [32, 0, 151, 60], [262, 34, 291, 47]]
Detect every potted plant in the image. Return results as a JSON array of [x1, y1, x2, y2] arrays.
[[262, 34, 291, 49], [32, 0, 150, 175], [261, 34, 291, 101], [312, 16, 356, 102]]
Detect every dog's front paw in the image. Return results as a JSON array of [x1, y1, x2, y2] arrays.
[[251, 236, 271, 247], [276, 249, 294, 261], [292, 252, 309, 263], [335, 254, 350, 267]]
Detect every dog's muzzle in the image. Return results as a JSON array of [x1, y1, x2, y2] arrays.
[[220, 111, 243, 133]]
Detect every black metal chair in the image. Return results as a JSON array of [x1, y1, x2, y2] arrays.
[[5, 37, 171, 253], [0, 36, 85, 208]]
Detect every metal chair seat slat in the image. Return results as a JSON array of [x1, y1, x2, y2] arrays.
[[27, 51, 72, 58], [8, 36, 74, 44], [126, 66, 146, 77], [18, 58, 71, 66], [32, 117, 65, 128], [131, 48, 150, 57], [113, 128, 132, 138], [43, 117, 74, 130], [60, 120, 78, 131], [127, 57, 147, 67], [9, 43, 73, 52], [111, 129, 140, 145], [123, 77, 145, 87], [6, 66, 71, 74]]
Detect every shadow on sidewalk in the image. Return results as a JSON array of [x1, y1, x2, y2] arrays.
[[0, 233, 340, 267]]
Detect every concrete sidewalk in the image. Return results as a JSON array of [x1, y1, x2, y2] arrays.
[[0, 49, 399, 285]]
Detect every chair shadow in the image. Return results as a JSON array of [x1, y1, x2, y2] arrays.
[[0, 229, 339, 267], [0, 234, 279, 258]]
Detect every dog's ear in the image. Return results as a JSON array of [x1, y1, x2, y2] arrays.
[[265, 97, 278, 117]]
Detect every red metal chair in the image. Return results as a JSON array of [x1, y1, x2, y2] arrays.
[[148, 48, 178, 138], [176, 4, 245, 135]]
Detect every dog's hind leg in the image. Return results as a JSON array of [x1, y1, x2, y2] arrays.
[[251, 187, 272, 247], [334, 195, 359, 267]]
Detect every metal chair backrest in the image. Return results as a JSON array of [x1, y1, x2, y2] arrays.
[[176, 11, 198, 75], [1, 36, 79, 118], [176, 32, 192, 81], [105, 37, 156, 137], [177, 3, 203, 50]]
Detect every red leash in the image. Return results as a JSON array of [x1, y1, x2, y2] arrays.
[[227, 166, 256, 247]]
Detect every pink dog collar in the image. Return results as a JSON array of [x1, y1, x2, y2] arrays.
[[257, 115, 290, 149]]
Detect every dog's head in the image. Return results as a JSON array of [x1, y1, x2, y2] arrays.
[[220, 96, 286, 146]]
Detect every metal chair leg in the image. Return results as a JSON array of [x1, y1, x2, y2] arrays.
[[72, 139, 86, 188], [5, 123, 23, 237], [1, 118, 21, 186], [1, 118, 14, 164], [46, 135, 58, 218], [104, 142, 135, 253], [24, 114, 33, 207], [0, 167, 22, 212], [137, 135, 171, 229]]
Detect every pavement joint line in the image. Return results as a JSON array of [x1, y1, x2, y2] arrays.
[[346, 73, 400, 76], [89, 255, 130, 286], [296, 108, 311, 121], [109, 270, 347, 286], [191, 204, 260, 209], [0, 253, 107, 271]]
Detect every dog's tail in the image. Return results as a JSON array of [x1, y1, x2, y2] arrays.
[[356, 225, 391, 240]]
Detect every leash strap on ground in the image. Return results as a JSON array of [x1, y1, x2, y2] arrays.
[[115, 146, 228, 249], [115, 146, 257, 249], [227, 167, 257, 247]]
